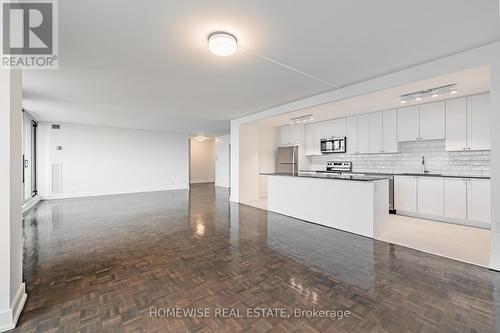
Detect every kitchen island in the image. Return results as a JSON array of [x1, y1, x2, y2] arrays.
[[261, 173, 390, 238]]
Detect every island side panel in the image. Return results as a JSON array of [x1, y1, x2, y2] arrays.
[[372, 179, 390, 238], [267, 175, 375, 237]]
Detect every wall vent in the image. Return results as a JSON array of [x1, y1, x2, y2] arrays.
[[51, 124, 60, 129]]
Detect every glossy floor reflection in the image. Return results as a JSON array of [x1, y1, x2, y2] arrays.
[[14, 183, 500, 332]]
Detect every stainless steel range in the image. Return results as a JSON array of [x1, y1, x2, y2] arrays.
[[326, 161, 352, 173]]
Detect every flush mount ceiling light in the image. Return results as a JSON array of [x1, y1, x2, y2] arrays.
[[399, 84, 458, 104], [290, 114, 314, 125], [193, 136, 209, 141], [208, 32, 238, 56]]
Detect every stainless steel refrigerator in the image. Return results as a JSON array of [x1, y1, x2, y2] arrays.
[[276, 146, 298, 175]]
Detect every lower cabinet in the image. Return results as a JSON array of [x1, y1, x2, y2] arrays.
[[395, 176, 490, 228], [394, 176, 417, 213], [444, 178, 467, 220], [417, 177, 444, 216], [467, 179, 491, 225]]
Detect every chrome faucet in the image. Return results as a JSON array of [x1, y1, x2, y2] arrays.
[[421, 156, 428, 174]]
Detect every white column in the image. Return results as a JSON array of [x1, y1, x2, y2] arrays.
[[0, 69, 26, 332], [490, 53, 500, 271], [230, 119, 240, 202]]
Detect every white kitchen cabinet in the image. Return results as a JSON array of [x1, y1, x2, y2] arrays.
[[369, 112, 383, 153], [417, 177, 444, 217], [305, 123, 315, 155], [467, 93, 490, 151], [279, 124, 302, 146], [382, 109, 398, 153], [332, 118, 346, 138], [279, 125, 291, 145], [312, 122, 324, 155], [346, 116, 358, 154], [357, 114, 370, 153], [394, 176, 417, 213], [397, 106, 419, 142], [445, 97, 467, 151], [467, 179, 490, 224], [444, 178, 467, 220], [419, 101, 445, 140]]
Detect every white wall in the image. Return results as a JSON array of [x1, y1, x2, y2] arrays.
[[189, 138, 215, 184], [231, 41, 500, 270], [215, 135, 230, 188], [0, 69, 26, 332], [239, 123, 259, 202], [37, 122, 189, 199], [490, 53, 500, 270], [258, 125, 277, 198]]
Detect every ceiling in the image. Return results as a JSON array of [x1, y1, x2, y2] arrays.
[[257, 66, 490, 127], [23, 1, 500, 136]]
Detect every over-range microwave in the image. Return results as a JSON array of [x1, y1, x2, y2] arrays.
[[320, 137, 346, 154]]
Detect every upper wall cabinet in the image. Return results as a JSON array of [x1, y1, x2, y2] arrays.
[[419, 101, 445, 140], [445, 93, 490, 151], [324, 118, 346, 138], [445, 97, 467, 151], [346, 116, 358, 154], [397, 106, 419, 142], [369, 110, 398, 154], [279, 124, 303, 146], [382, 109, 398, 153], [398, 102, 445, 142], [357, 114, 370, 153], [467, 93, 490, 151], [305, 122, 323, 155], [369, 112, 383, 153]]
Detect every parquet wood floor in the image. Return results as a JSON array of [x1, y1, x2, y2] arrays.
[[12, 183, 500, 332]]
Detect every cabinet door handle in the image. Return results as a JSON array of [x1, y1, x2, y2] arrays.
[[467, 147, 471, 150]]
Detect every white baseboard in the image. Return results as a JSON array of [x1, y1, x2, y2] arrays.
[[396, 211, 491, 230], [22, 195, 40, 214], [0, 283, 26, 332], [39, 186, 189, 200], [490, 254, 500, 271], [190, 179, 215, 184]]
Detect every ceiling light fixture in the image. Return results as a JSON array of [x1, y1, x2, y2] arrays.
[[399, 84, 458, 104], [208, 32, 238, 57], [194, 136, 209, 141], [289, 114, 314, 125]]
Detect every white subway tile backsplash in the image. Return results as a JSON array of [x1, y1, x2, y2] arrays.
[[308, 140, 490, 177]]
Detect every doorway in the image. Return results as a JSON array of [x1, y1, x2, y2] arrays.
[[189, 137, 215, 184], [23, 111, 37, 202]]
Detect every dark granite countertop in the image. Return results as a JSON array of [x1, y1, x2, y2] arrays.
[[299, 170, 490, 180], [260, 172, 390, 182]]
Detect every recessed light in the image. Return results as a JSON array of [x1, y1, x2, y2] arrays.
[[432, 93, 439, 98], [450, 89, 458, 95], [208, 32, 237, 56], [400, 100, 407, 104], [415, 96, 422, 101]]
